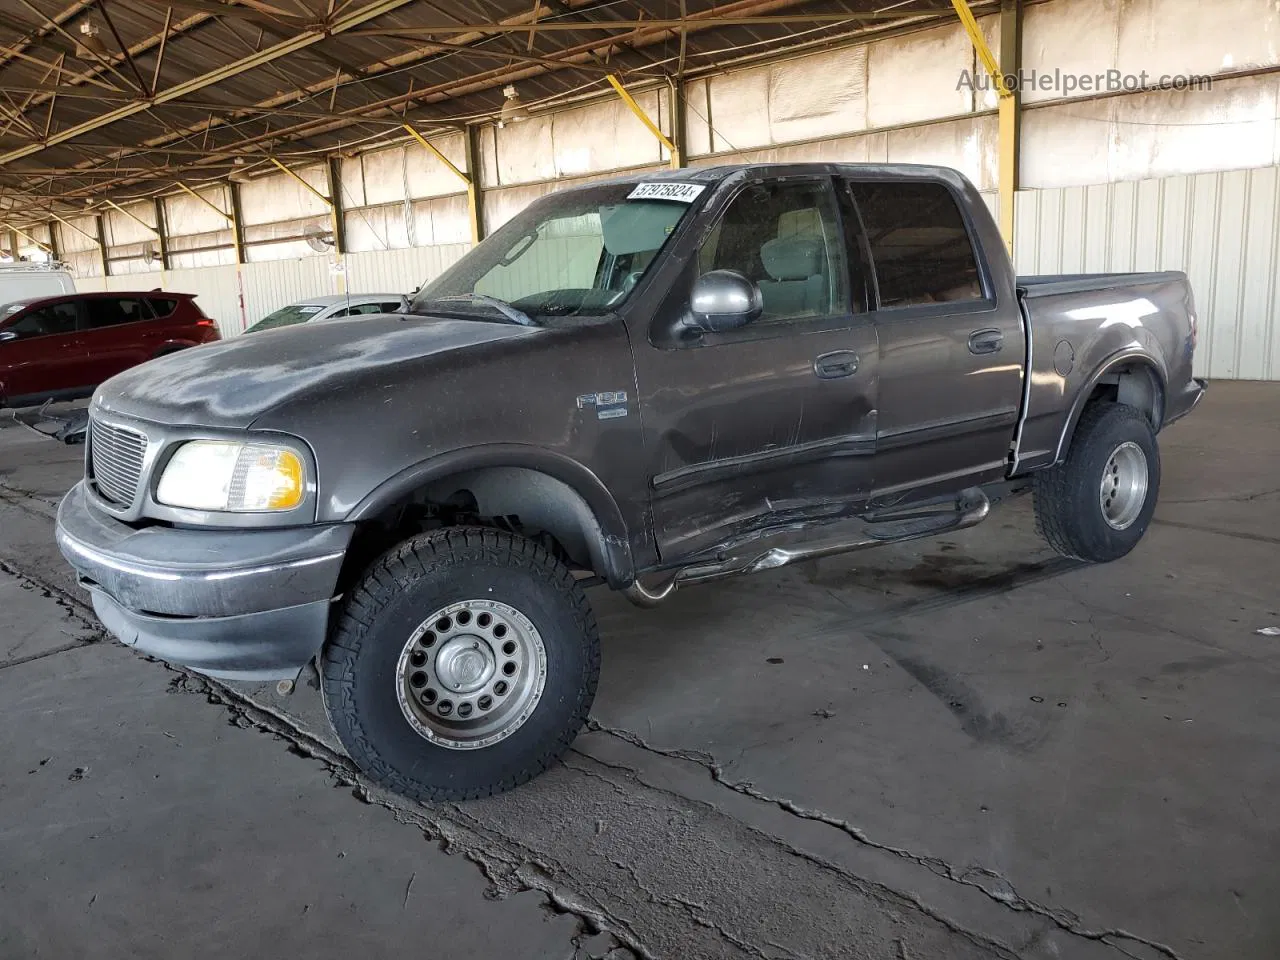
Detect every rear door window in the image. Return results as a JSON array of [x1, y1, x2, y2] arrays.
[[846, 181, 984, 308], [84, 297, 154, 329]]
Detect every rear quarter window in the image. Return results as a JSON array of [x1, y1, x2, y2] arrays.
[[147, 297, 179, 318]]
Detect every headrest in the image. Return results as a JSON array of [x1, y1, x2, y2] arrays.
[[760, 236, 825, 281]]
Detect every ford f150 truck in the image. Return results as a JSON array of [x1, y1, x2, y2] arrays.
[[56, 163, 1205, 801]]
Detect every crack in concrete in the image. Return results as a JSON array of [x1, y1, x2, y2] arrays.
[[0, 557, 106, 667], [568, 750, 1021, 960], [1151, 517, 1280, 546], [163, 671, 653, 960], [1165, 486, 1280, 505], [0, 639, 99, 671], [0, 556, 101, 631], [0, 481, 60, 519], [587, 720, 1189, 960]]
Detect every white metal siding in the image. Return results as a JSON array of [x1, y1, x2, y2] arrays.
[[345, 245, 467, 296], [167, 265, 243, 335], [1014, 167, 1280, 380], [238, 258, 332, 333]]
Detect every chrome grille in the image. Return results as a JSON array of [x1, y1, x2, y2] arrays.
[[90, 419, 147, 505]]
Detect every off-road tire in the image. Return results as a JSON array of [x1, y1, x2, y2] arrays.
[[321, 526, 600, 801], [1033, 401, 1160, 562]]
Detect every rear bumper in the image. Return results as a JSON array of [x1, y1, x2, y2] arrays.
[[56, 481, 354, 680], [1165, 376, 1208, 426]]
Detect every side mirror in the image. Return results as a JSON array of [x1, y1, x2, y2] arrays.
[[686, 270, 762, 334], [396, 295, 411, 314], [0, 330, 18, 343]]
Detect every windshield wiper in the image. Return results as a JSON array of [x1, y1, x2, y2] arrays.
[[427, 293, 536, 327]]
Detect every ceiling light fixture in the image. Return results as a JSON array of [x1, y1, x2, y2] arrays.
[[75, 20, 106, 59], [498, 85, 530, 128]]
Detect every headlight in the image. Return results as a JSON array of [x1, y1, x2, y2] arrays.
[[156, 440, 305, 512]]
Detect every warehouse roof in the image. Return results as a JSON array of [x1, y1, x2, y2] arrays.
[[0, 0, 973, 218]]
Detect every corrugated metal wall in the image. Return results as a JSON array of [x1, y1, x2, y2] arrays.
[[69, 246, 467, 337], [345, 245, 468, 296], [1014, 167, 1280, 380]]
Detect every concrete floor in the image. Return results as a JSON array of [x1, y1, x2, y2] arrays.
[[0, 383, 1276, 960]]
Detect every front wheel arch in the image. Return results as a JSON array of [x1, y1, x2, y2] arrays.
[[343, 449, 635, 587]]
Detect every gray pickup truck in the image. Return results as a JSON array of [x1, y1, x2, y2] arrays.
[[56, 163, 1205, 800]]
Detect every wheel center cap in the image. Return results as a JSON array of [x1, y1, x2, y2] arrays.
[[435, 636, 496, 694]]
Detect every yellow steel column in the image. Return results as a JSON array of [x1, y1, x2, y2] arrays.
[[998, 0, 1022, 260], [606, 74, 680, 169], [94, 214, 109, 278], [269, 156, 345, 294], [1, 223, 54, 256], [175, 180, 245, 328], [951, 0, 1018, 257], [403, 122, 483, 247]]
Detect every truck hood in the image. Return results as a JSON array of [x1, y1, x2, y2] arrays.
[[93, 314, 539, 430]]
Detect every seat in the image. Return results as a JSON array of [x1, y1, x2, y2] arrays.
[[757, 236, 827, 318]]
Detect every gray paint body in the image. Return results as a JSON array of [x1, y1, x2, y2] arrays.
[[57, 162, 1204, 679]]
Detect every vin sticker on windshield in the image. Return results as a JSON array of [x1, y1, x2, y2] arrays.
[[627, 182, 705, 203]]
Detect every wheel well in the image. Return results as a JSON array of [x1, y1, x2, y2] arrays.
[[1085, 362, 1165, 430], [336, 466, 615, 594]]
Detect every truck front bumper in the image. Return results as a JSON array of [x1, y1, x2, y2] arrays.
[[56, 481, 355, 681]]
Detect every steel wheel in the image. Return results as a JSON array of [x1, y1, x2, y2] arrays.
[[395, 599, 547, 750], [1099, 440, 1148, 531]]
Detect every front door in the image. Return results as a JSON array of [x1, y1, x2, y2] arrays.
[[843, 177, 1026, 504], [631, 176, 880, 562]]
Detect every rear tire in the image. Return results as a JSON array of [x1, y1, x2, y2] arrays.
[[321, 527, 599, 802], [1033, 402, 1160, 562]]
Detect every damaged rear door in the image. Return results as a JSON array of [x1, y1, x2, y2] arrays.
[[631, 175, 880, 562]]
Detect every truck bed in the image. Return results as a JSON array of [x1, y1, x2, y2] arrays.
[[1017, 271, 1186, 298], [1012, 270, 1197, 474]]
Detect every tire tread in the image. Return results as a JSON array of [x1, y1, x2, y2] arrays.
[[321, 526, 599, 802], [1033, 401, 1155, 562]]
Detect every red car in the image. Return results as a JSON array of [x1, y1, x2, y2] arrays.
[[0, 291, 220, 408]]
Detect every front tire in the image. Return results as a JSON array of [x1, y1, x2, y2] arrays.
[[1033, 402, 1160, 562], [321, 527, 600, 801]]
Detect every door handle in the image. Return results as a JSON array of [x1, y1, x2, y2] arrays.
[[968, 328, 1004, 355], [813, 350, 859, 379]]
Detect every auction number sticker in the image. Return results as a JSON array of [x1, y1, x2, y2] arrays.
[[627, 182, 705, 203]]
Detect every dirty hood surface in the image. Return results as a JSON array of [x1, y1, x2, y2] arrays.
[[93, 314, 537, 430]]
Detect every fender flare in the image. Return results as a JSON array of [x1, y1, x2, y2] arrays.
[[344, 444, 635, 586], [1054, 348, 1167, 463]]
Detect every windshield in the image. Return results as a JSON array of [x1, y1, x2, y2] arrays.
[[411, 180, 703, 322], [244, 303, 326, 334], [1, 300, 30, 317]]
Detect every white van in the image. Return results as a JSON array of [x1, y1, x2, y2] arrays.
[[0, 262, 76, 306]]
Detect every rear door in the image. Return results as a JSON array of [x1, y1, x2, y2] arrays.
[[79, 296, 157, 383], [631, 175, 880, 562], [843, 178, 1025, 503], [0, 299, 87, 400]]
